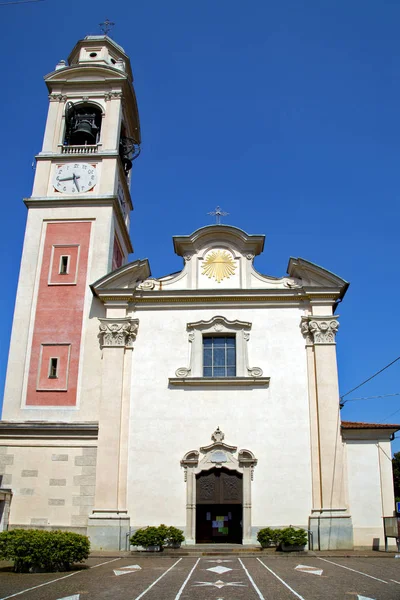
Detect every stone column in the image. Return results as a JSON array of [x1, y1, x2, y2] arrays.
[[184, 468, 196, 544], [242, 467, 252, 544], [87, 318, 138, 550], [302, 316, 353, 550]]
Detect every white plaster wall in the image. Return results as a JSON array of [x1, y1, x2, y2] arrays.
[[2, 205, 111, 422], [346, 440, 387, 547], [127, 305, 312, 530]]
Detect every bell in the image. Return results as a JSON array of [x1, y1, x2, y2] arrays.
[[71, 120, 97, 145], [123, 157, 133, 173]]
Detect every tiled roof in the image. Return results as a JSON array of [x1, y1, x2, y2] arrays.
[[341, 421, 400, 430]]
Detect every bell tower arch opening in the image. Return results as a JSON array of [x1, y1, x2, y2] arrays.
[[181, 428, 257, 545], [64, 101, 103, 147]]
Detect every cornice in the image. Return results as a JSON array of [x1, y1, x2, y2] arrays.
[[35, 151, 119, 160], [169, 377, 270, 387], [131, 291, 338, 308], [24, 195, 133, 253], [0, 421, 98, 440]]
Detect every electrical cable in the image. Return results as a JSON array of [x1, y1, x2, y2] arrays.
[[340, 355, 400, 404], [0, 0, 44, 5], [344, 393, 400, 403]]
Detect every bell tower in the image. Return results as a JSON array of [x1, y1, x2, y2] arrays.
[[2, 35, 141, 417]]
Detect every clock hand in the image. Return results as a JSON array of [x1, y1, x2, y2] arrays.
[[73, 173, 80, 192], [58, 176, 74, 182]]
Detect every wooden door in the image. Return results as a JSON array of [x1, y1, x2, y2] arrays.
[[196, 468, 243, 504]]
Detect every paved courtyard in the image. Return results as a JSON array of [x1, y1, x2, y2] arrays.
[[1, 555, 400, 600]]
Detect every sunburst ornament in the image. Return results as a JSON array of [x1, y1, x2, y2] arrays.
[[202, 250, 236, 283]]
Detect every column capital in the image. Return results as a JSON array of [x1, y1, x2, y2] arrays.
[[99, 318, 139, 349], [301, 315, 339, 345]]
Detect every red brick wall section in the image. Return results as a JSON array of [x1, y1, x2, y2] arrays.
[[26, 222, 92, 406]]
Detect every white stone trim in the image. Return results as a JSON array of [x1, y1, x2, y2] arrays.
[[98, 318, 139, 348], [181, 428, 257, 545], [173, 315, 265, 380], [301, 315, 340, 345]]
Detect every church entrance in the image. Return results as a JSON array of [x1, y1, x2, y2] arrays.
[[195, 468, 243, 543]]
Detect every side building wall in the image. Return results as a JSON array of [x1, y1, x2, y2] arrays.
[[0, 428, 97, 534], [345, 434, 396, 549]]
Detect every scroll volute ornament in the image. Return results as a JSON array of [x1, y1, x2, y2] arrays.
[[301, 316, 339, 345], [98, 318, 139, 348]]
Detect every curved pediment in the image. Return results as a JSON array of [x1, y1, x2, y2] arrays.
[[173, 224, 265, 257], [45, 65, 129, 84]]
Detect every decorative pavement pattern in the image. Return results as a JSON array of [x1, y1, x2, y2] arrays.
[[1, 555, 400, 599]]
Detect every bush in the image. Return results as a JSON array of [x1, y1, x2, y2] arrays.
[[279, 527, 308, 548], [257, 526, 308, 549], [130, 525, 185, 549], [130, 526, 166, 549], [164, 526, 185, 546], [257, 527, 281, 548], [0, 529, 90, 573]]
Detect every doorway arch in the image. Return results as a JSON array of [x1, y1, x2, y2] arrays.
[[181, 428, 257, 544]]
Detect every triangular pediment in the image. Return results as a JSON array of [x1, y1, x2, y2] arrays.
[[91, 259, 150, 300]]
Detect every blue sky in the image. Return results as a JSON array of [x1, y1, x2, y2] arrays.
[[1, 1, 400, 450]]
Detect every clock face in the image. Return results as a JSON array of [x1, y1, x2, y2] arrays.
[[54, 163, 97, 194]]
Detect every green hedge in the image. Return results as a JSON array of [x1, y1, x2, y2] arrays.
[[130, 525, 185, 549], [257, 526, 308, 549], [0, 529, 90, 572]]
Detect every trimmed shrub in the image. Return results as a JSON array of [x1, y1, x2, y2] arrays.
[[279, 527, 308, 548], [257, 527, 281, 548], [130, 526, 166, 549], [130, 525, 185, 549], [164, 526, 185, 546], [0, 529, 90, 573]]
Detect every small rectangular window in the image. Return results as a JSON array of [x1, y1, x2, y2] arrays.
[[59, 255, 69, 275], [49, 358, 58, 379], [203, 336, 236, 377]]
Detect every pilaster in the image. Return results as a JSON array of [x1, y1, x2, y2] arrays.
[[88, 316, 138, 550], [301, 315, 353, 549]]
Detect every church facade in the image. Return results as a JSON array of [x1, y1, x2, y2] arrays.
[[0, 35, 398, 550]]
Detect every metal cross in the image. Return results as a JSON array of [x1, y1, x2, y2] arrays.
[[208, 206, 229, 225], [99, 18, 115, 35]]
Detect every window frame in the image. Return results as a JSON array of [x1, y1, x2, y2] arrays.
[[202, 334, 236, 377], [48, 357, 59, 379], [59, 255, 70, 275], [171, 316, 267, 386]]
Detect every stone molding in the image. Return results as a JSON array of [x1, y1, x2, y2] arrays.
[[48, 93, 67, 102], [174, 315, 265, 380], [104, 91, 123, 101], [301, 316, 339, 345], [98, 318, 139, 348], [180, 428, 257, 544]]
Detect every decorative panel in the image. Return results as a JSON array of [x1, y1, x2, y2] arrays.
[[196, 468, 243, 505]]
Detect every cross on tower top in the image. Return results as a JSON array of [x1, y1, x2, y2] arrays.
[[99, 18, 115, 35], [207, 206, 229, 225]]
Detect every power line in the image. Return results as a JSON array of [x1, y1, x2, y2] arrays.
[[381, 406, 400, 423], [0, 0, 44, 5], [340, 355, 400, 404], [344, 392, 400, 403]]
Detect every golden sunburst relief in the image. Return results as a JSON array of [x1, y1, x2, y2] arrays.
[[201, 250, 237, 283]]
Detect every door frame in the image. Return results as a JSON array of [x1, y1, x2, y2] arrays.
[[181, 427, 257, 544]]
